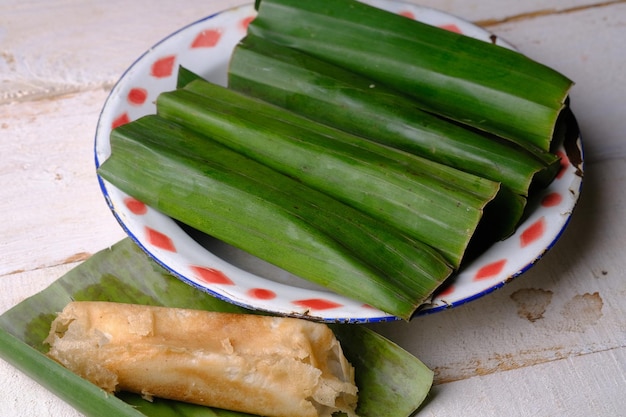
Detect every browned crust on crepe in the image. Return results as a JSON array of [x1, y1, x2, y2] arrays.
[[45, 301, 358, 417]]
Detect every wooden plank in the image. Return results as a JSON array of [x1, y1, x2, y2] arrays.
[[419, 347, 626, 416], [0, 0, 611, 102], [0, 91, 126, 276], [0, 0, 238, 103], [0, 264, 76, 314]]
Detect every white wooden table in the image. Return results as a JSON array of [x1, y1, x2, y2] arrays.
[[1, 1, 625, 415]]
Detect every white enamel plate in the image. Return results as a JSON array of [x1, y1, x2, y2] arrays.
[[94, 1, 583, 323]]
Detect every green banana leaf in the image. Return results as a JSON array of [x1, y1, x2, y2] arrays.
[[0, 238, 433, 417]]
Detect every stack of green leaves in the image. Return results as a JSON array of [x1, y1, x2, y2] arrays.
[[155, 79, 525, 269], [98, 114, 453, 320], [227, 35, 562, 198], [247, 0, 573, 152], [99, 0, 572, 320]]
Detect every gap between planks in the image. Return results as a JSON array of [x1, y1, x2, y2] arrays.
[[433, 344, 624, 385], [475, 0, 626, 27]]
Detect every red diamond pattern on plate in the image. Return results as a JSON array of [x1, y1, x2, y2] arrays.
[[127, 87, 148, 105], [520, 217, 546, 248], [124, 197, 147, 215], [541, 192, 563, 207], [439, 24, 462, 33], [191, 29, 222, 48], [436, 284, 455, 297], [112, 113, 130, 129], [248, 288, 276, 300], [190, 265, 233, 285], [474, 259, 507, 281], [146, 227, 176, 252], [151, 55, 176, 78], [293, 298, 343, 310], [240, 16, 256, 31]]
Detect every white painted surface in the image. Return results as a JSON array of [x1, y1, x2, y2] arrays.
[[1, 1, 625, 416]]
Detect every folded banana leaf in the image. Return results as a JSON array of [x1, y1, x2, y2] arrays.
[[249, 0, 573, 151], [0, 238, 433, 417]]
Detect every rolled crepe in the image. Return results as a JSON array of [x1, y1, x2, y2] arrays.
[[45, 301, 358, 417]]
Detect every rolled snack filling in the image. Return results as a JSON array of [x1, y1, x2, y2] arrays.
[[45, 301, 358, 417]]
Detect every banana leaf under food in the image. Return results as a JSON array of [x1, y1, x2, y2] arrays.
[[0, 238, 433, 417]]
